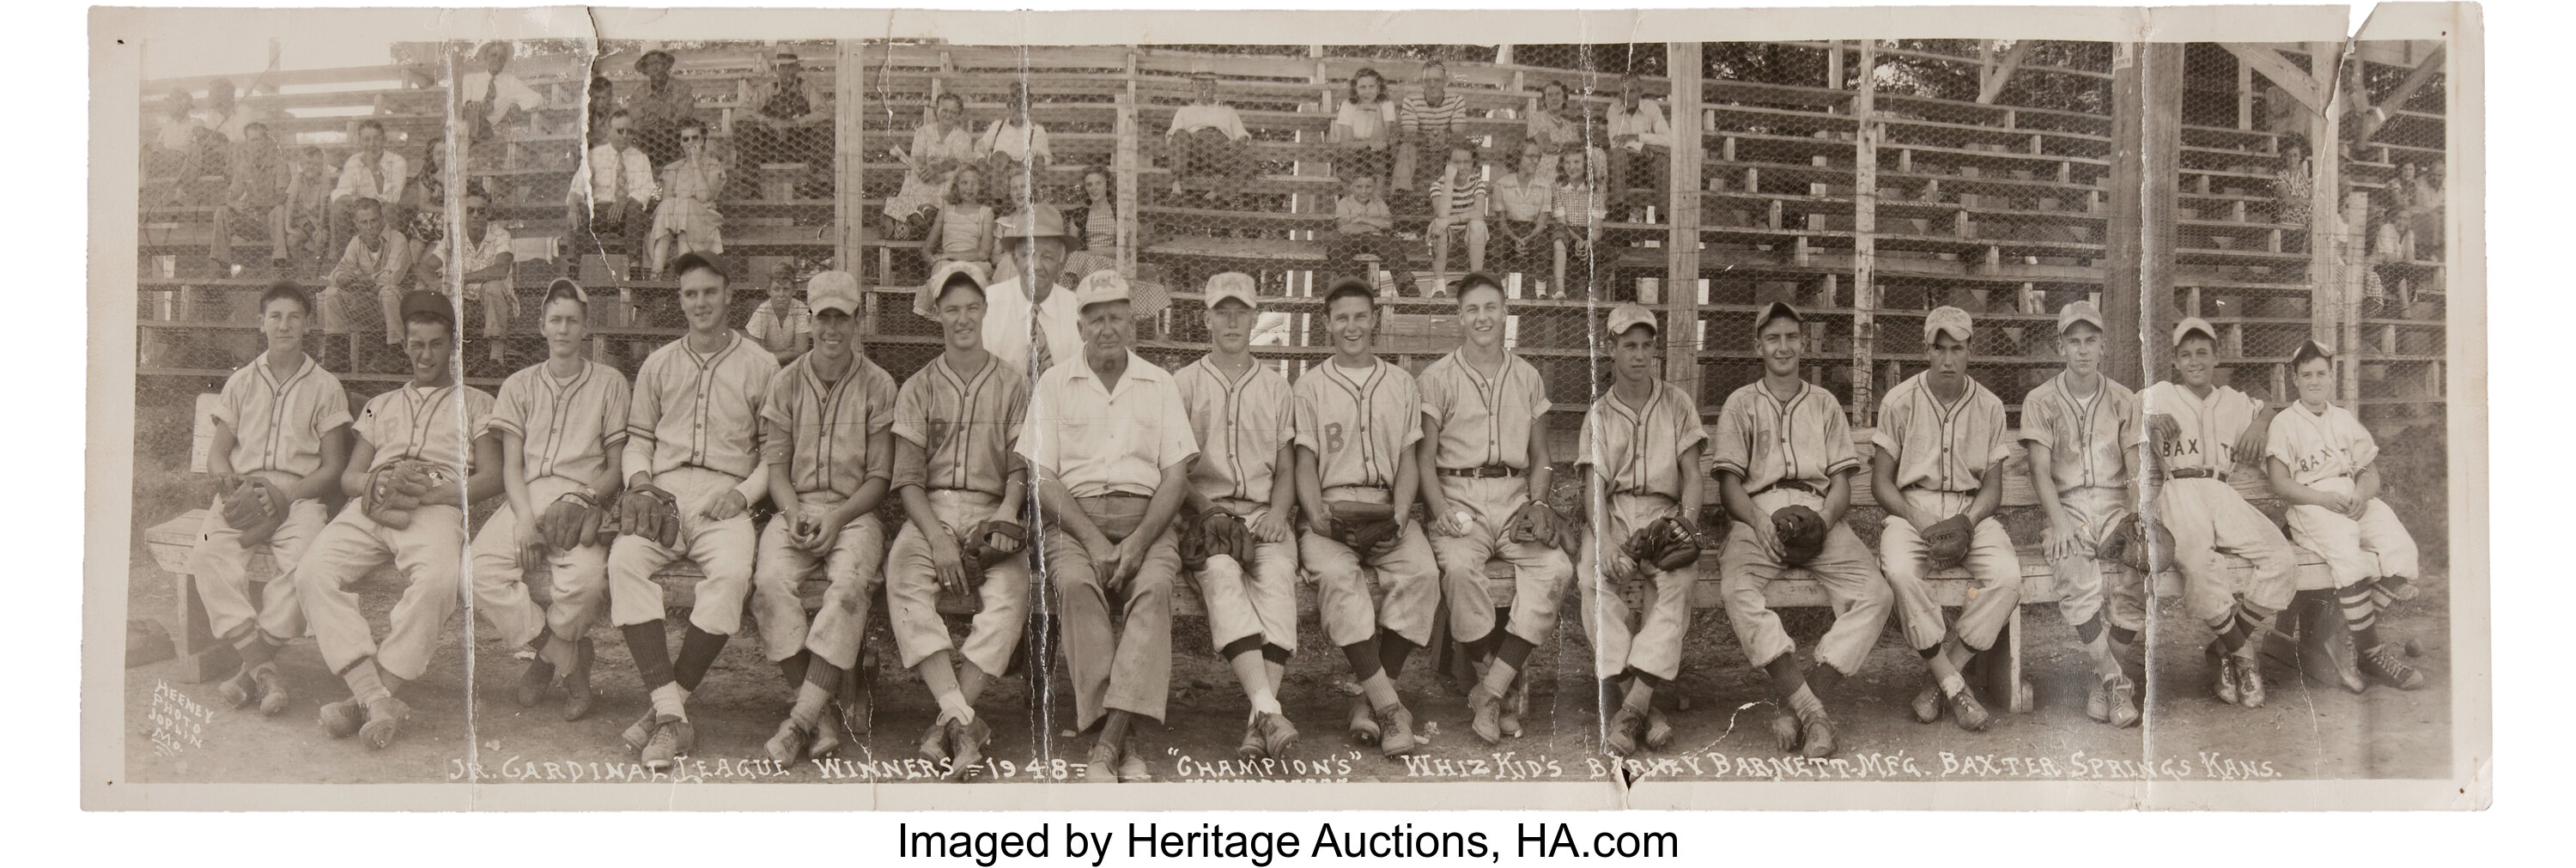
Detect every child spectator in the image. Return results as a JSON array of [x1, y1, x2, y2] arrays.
[[1426, 142, 1490, 289], [212, 121, 288, 273], [1552, 149, 1607, 298], [1329, 173, 1409, 295], [649, 118, 727, 279], [922, 164, 996, 276], [283, 146, 336, 270], [977, 82, 1054, 178], [883, 93, 975, 241], [1395, 61, 1470, 192], [1492, 138, 1562, 287], [1166, 71, 1255, 205], [1331, 67, 1397, 182], [745, 260, 813, 364]]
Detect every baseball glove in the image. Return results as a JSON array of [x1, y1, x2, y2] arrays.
[[1625, 515, 1712, 573], [2096, 512, 2155, 574], [539, 489, 609, 552], [616, 483, 682, 549], [364, 460, 440, 531], [1920, 514, 1974, 571], [1771, 505, 1828, 567], [962, 518, 1028, 570], [1326, 501, 1403, 556], [1179, 510, 1254, 572], [1506, 501, 1576, 551], [220, 476, 289, 548]]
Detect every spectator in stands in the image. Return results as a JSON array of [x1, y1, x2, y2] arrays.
[[992, 171, 1038, 278], [978, 81, 1054, 178], [1060, 165, 1124, 288], [427, 188, 518, 366], [462, 41, 547, 146], [736, 50, 834, 198], [922, 164, 996, 278], [973, 206, 1085, 375], [568, 109, 658, 278], [199, 77, 266, 144], [1524, 79, 1592, 157], [1492, 138, 1563, 291], [211, 120, 289, 273], [745, 260, 811, 364], [323, 197, 414, 354], [151, 88, 208, 204], [883, 92, 976, 241], [1330, 173, 1408, 295], [1605, 73, 1673, 216], [1552, 148, 1607, 277], [1330, 67, 1396, 182], [1165, 70, 1255, 206], [2400, 161, 2442, 260], [624, 49, 696, 167], [586, 75, 617, 146], [330, 119, 408, 263], [2273, 136, 2312, 252], [282, 146, 335, 270], [1425, 141, 1490, 291], [1395, 61, 1470, 193], [2366, 197, 2408, 313], [649, 118, 728, 279], [398, 139, 447, 273]]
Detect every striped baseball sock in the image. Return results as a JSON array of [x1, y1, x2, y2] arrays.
[[2339, 583, 2379, 634]]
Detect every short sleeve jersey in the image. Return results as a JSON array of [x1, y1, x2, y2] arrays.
[[891, 353, 1030, 498], [1416, 350, 1551, 470], [1577, 380, 1706, 501], [1293, 357, 1424, 490], [215, 352, 354, 478], [355, 382, 496, 476], [1018, 352, 1200, 499], [1708, 380, 1859, 491], [2139, 381, 2264, 474], [2020, 371, 2140, 492], [1175, 356, 1297, 504], [486, 361, 630, 489], [624, 331, 780, 481], [2265, 401, 2379, 487], [1871, 372, 2013, 494], [762, 354, 900, 499]]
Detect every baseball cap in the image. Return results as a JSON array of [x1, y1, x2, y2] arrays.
[[2057, 299, 2106, 335], [805, 270, 862, 317], [1075, 270, 1132, 312], [916, 260, 991, 319], [398, 290, 454, 329], [1924, 305, 1974, 344], [542, 277, 590, 307], [1754, 300, 1803, 331], [2171, 316, 2219, 347], [1204, 271, 1258, 310], [996, 204, 1072, 244], [2289, 338, 2334, 367], [1606, 302, 1658, 337]]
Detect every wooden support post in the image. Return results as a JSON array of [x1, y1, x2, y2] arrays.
[[835, 39, 865, 280], [2312, 40, 2359, 405], [2103, 41, 2148, 389], [1118, 54, 1140, 280], [1827, 40, 1843, 90], [1662, 42, 1705, 399], [2238, 61, 2255, 131], [1852, 40, 1880, 425]]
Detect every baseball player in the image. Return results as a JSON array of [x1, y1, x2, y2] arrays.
[[757, 270, 902, 768], [1293, 276, 1440, 759], [2141, 316, 2296, 709], [1574, 304, 1705, 756], [1870, 306, 2024, 732], [886, 263, 1032, 780], [2018, 300, 2147, 727], [1712, 301, 1893, 758], [2262, 339, 2425, 691], [1416, 272, 1571, 745], [1173, 272, 1303, 762], [196, 281, 352, 717], [604, 252, 781, 771], [1020, 270, 1200, 784], [466, 279, 629, 724], [294, 290, 500, 749]]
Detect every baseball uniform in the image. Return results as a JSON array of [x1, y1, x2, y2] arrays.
[[1573, 379, 1704, 681], [1018, 350, 1199, 729], [1418, 349, 1571, 647], [756, 353, 900, 670], [1175, 355, 1301, 656], [2138, 381, 2297, 628], [1873, 372, 2023, 654], [2020, 371, 2148, 636], [887, 353, 1032, 677], [607, 331, 780, 643], [1710, 379, 1892, 678], [191, 352, 351, 651], [295, 381, 495, 683], [1293, 357, 1441, 649], [468, 360, 631, 653], [2265, 401, 2418, 601]]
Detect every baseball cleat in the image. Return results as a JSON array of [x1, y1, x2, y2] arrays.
[[622, 710, 658, 752], [1501, 673, 1529, 738], [559, 640, 597, 722], [1911, 683, 1943, 725], [319, 697, 366, 738], [640, 716, 691, 771], [809, 711, 844, 760], [1603, 702, 1644, 756], [2208, 643, 2240, 706], [1084, 740, 1121, 783], [1115, 738, 1153, 783], [1346, 696, 1380, 746], [1945, 685, 1991, 732], [1644, 706, 1674, 750], [949, 718, 990, 781], [1769, 708, 1802, 753], [252, 665, 289, 716], [1376, 706, 1419, 758], [1255, 711, 1299, 759], [513, 656, 557, 708], [765, 719, 813, 768], [1467, 683, 1505, 745], [218, 668, 260, 710], [2233, 654, 2267, 708], [1799, 713, 1837, 759], [2360, 643, 2425, 690], [2085, 677, 2111, 723], [2302, 613, 2366, 694], [359, 697, 410, 750], [2104, 675, 2141, 729], [1237, 719, 1267, 762], [917, 721, 951, 766], [2377, 575, 2421, 603]]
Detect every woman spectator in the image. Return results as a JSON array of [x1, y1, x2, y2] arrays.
[[1525, 79, 1588, 155], [883, 92, 976, 240], [648, 118, 728, 278], [1060, 166, 1124, 286], [2402, 161, 2442, 260], [2272, 136, 2312, 252], [920, 163, 995, 276], [1330, 67, 1396, 181]]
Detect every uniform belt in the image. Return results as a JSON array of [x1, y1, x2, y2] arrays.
[[2166, 468, 2229, 482], [1437, 464, 1522, 478], [1753, 480, 1821, 497]]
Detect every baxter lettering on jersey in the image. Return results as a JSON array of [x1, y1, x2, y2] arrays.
[[2156, 437, 2206, 460]]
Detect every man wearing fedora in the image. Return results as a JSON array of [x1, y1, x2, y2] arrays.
[[940, 204, 1085, 376], [624, 48, 697, 167]]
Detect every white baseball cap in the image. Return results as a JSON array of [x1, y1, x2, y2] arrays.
[[805, 270, 861, 317], [2171, 316, 2219, 347], [1606, 303, 1658, 338], [1075, 270, 1132, 312], [1204, 271, 1258, 310], [2057, 300, 2106, 335], [917, 260, 991, 319], [1924, 305, 1974, 344]]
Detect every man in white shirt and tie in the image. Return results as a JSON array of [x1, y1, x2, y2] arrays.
[[567, 109, 659, 280], [927, 205, 1084, 377], [328, 119, 407, 264]]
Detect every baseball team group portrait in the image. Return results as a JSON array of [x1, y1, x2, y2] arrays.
[[94, 7, 2481, 806]]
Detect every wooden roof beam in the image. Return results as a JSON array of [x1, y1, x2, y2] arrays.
[[1978, 39, 2034, 105], [2360, 45, 2444, 142], [2221, 42, 2328, 115]]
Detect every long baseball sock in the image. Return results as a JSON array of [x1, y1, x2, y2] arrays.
[[1923, 639, 1971, 696], [1097, 709, 1133, 754], [1618, 668, 1656, 713], [788, 658, 844, 728], [1477, 634, 1535, 697], [2339, 583, 2379, 638], [1378, 629, 1417, 681], [234, 633, 279, 669], [1262, 645, 1290, 695], [343, 657, 392, 704], [958, 660, 993, 706], [778, 650, 811, 692], [538, 628, 579, 671], [674, 625, 727, 692], [1221, 636, 1281, 715], [623, 621, 687, 719], [916, 651, 970, 722], [2072, 614, 2121, 679], [1341, 637, 1400, 711]]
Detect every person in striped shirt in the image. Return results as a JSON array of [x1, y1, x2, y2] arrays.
[[1425, 142, 1489, 288], [1394, 61, 1470, 191]]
